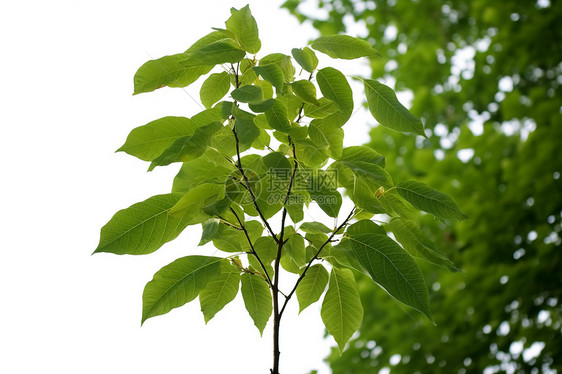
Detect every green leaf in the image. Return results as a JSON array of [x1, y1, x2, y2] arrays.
[[225, 5, 261, 54], [185, 31, 231, 53], [253, 236, 277, 264], [294, 139, 329, 168], [241, 273, 272, 335], [304, 97, 339, 119], [199, 261, 241, 323], [309, 120, 344, 159], [149, 121, 222, 170], [172, 149, 236, 194], [133, 54, 212, 95], [231, 85, 263, 104], [200, 72, 231, 109], [321, 268, 363, 354], [299, 222, 332, 234], [262, 151, 292, 172], [363, 79, 425, 137], [233, 107, 260, 145], [94, 193, 191, 255], [388, 218, 459, 272], [169, 183, 225, 221], [346, 231, 433, 322], [212, 220, 263, 253], [395, 180, 468, 220], [199, 219, 219, 246], [316, 67, 353, 125], [292, 80, 319, 105], [311, 34, 380, 59], [285, 230, 306, 267], [291, 47, 318, 73], [141, 255, 223, 324], [307, 170, 342, 217], [117, 117, 198, 161], [265, 99, 292, 132], [181, 40, 246, 67], [253, 64, 284, 91], [297, 264, 329, 313], [346, 219, 386, 236]]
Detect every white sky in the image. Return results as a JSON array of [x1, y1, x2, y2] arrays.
[[0, 1, 377, 373]]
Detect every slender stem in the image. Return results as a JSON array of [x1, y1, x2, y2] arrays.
[[228, 207, 273, 288], [232, 128, 279, 242], [279, 208, 356, 317]]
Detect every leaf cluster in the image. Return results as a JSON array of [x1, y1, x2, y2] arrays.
[[94, 4, 466, 358]]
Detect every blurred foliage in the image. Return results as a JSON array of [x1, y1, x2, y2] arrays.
[[284, 0, 562, 372]]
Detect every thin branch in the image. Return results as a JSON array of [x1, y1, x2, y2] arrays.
[[279, 208, 356, 317], [229, 207, 273, 287], [231, 127, 279, 242]]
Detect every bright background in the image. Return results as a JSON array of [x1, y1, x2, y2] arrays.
[[0, 1, 376, 373]]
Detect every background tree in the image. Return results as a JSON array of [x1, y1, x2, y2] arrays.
[[284, 0, 562, 372]]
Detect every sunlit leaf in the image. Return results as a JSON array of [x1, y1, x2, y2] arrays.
[[321, 268, 363, 353], [142, 255, 223, 323], [200, 261, 241, 323], [312, 35, 380, 60], [200, 72, 231, 108], [297, 264, 329, 313], [94, 194, 191, 255], [225, 5, 261, 54], [363, 79, 425, 137], [241, 273, 272, 335], [395, 180, 467, 220]]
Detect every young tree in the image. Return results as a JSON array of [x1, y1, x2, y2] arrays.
[[93, 5, 464, 373]]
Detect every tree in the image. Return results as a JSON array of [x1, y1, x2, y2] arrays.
[[93, 5, 465, 373], [284, 0, 562, 372]]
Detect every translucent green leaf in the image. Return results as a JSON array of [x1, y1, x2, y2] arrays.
[[253, 64, 284, 91], [321, 268, 363, 353], [253, 236, 277, 264], [169, 183, 224, 221], [297, 264, 329, 313], [141, 255, 223, 324], [94, 193, 191, 255], [339, 146, 385, 167], [346, 219, 386, 236], [181, 40, 246, 67], [233, 107, 260, 145], [265, 99, 292, 132], [212, 220, 263, 253], [231, 85, 263, 104], [299, 222, 332, 234], [307, 170, 342, 217], [149, 121, 222, 170], [395, 180, 468, 220], [304, 97, 339, 119], [199, 219, 220, 246], [388, 218, 459, 272], [249, 98, 275, 113], [285, 230, 306, 267], [311, 34, 380, 60], [262, 152, 291, 172], [292, 80, 319, 105], [172, 149, 236, 194], [225, 5, 261, 54], [294, 139, 329, 168], [363, 79, 425, 137], [117, 117, 198, 161], [185, 31, 231, 53], [199, 261, 241, 323], [316, 67, 353, 125], [200, 72, 231, 109], [133, 54, 212, 95], [291, 47, 318, 73], [309, 120, 344, 159], [241, 273, 272, 335], [346, 231, 433, 322]]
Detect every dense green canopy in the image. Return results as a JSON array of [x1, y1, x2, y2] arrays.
[[285, 0, 562, 372]]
